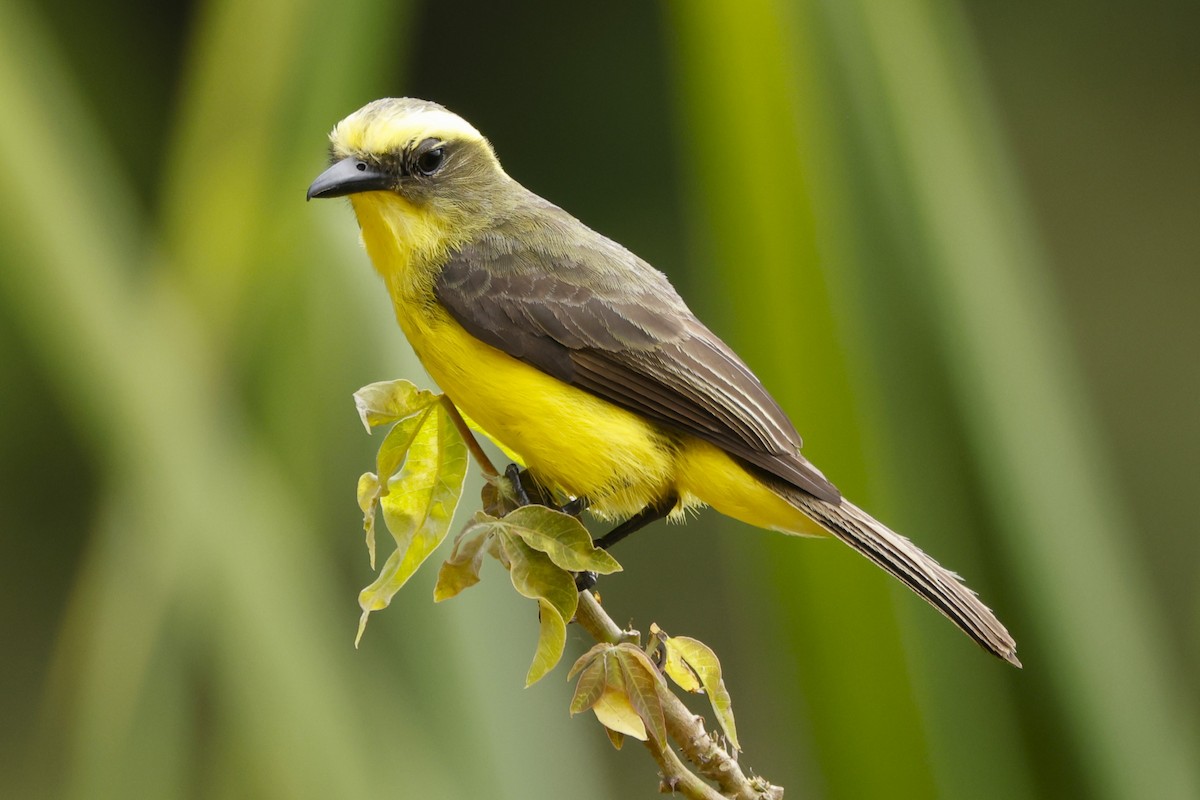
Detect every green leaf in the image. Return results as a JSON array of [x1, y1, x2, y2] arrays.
[[604, 728, 625, 751], [432, 526, 491, 602], [498, 534, 579, 623], [668, 635, 739, 750], [356, 402, 468, 645], [569, 655, 607, 715], [615, 645, 667, 745], [497, 506, 623, 575], [353, 379, 437, 431], [496, 533, 579, 684], [355, 548, 403, 646]]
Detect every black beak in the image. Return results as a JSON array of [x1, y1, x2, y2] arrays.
[[307, 156, 391, 200]]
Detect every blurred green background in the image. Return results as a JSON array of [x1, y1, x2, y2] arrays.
[[1, 0, 1197, 797]]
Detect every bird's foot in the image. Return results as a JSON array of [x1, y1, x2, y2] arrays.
[[501, 463, 588, 516], [503, 463, 533, 507]]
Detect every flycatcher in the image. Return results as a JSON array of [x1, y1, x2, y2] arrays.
[[309, 98, 1018, 666]]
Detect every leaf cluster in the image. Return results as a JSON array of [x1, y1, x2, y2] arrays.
[[352, 379, 620, 682], [566, 628, 738, 753], [351, 379, 774, 799], [436, 506, 621, 684]]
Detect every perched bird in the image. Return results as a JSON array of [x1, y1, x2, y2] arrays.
[[309, 98, 1019, 666]]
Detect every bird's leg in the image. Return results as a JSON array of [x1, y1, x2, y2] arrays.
[[560, 496, 589, 517], [594, 495, 676, 550], [503, 463, 559, 508], [504, 463, 533, 507], [502, 463, 587, 515], [575, 495, 677, 591]]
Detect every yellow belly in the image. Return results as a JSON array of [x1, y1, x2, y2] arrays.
[[400, 304, 677, 518]]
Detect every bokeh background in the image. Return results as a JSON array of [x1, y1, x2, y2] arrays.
[[2, 0, 1197, 798]]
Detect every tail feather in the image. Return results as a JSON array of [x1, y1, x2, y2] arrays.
[[785, 490, 1020, 667]]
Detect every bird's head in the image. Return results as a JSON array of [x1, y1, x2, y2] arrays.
[[308, 98, 510, 248]]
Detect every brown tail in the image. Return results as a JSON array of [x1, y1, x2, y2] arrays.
[[782, 489, 1020, 667]]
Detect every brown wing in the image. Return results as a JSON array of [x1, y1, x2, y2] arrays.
[[434, 205, 840, 503]]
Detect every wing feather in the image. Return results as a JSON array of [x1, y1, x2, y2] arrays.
[[434, 207, 840, 503]]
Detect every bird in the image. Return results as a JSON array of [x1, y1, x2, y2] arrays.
[[308, 97, 1019, 666]]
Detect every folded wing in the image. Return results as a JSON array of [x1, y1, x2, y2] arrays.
[[434, 207, 840, 503]]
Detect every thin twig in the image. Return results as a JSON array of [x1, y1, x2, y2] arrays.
[[439, 396, 498, 477]]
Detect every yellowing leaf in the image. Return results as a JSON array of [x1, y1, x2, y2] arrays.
[[353, 379, 437, 430], [374, 406, 433, 487], [662, 639, 701, 693], [569, 655, 607, 715], [668, 635, 740, 750], [363, 380, 439, 430], [604, 727, 625, 750], [527, 599, 567, 686], [591, 662, 648, 741], [378, 404, 467, 550], [356, 402, 467, 644], [355, 548, 404, 646], [497, 506, 623, 575], [432, 528, 490, 602], [357, 472, 380, 569], [355, 390, 437, 572]]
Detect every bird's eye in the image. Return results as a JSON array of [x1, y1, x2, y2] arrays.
[[414, 145, 446, 177]]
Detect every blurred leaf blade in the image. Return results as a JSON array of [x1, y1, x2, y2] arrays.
[[807, 1, 1040, 796], [667, 1, 942, 796], [0, 1, 452, 798], [853, 2, 1200, 798]]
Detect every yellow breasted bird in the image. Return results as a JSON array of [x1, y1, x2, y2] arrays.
[[308, 98, 1019, 666]]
